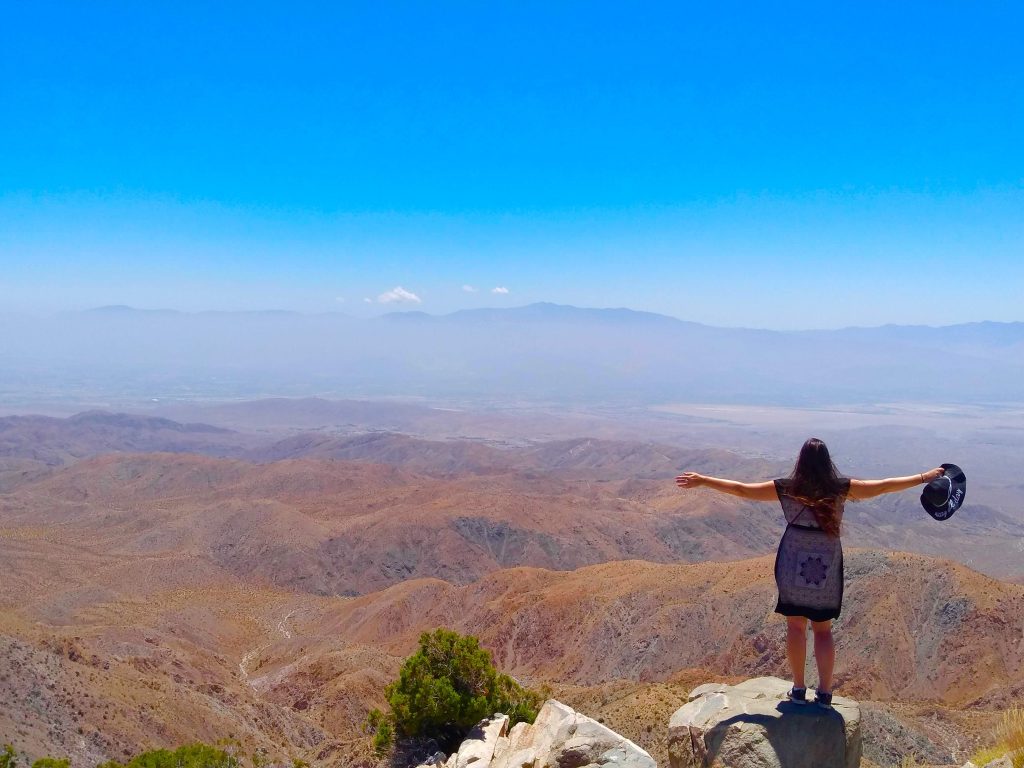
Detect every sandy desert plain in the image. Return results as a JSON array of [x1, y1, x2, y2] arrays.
[[2, 396, 1023, 768]]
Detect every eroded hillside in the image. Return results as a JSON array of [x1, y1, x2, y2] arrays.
[[3, 409, 1023, 768]]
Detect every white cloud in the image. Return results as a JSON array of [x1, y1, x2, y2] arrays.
[[377, 286, 422, 304], [363, 297, 373, 304], [462, 285, 478, 293], [491, 286, 510, 295], [335, 296, 346, 303]]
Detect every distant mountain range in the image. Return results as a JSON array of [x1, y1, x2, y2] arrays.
[[3, 410, 1023, 584], [2, 303, 1022, 407], [79, 300, 1024, 336]]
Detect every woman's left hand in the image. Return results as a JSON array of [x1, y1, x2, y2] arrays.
[[675, 472, 705, 489]]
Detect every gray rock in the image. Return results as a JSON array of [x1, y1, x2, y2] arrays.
[[455, 715, 510, 768], [487, 700, 654, 768], [491, 721, 535, 768], [667, 676, 862, 768], [980, 756, 1013, 768]]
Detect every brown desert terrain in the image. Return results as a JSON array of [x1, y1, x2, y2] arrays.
[[2, 404, 1023, 768]]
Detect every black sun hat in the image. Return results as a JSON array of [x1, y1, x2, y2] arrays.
[[920, 463, 966, 521]]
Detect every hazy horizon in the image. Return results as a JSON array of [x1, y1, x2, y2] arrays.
[[4, 301, 1023, 333], [3, 303, 1022, 414]]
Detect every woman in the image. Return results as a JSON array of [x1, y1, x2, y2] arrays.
[[675, 437, 944, 707]]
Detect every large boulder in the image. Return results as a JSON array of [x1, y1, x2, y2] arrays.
[[427, 700, 655, 768], [667, 677, 861, 768], [451, 714, 511, 768]]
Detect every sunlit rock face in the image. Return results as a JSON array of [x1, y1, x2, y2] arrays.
[[668, 677, 861, 768]]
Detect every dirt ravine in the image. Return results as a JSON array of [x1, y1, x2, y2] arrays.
[[238, 610, 296, 684]]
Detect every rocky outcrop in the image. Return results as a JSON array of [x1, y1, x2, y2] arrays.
[[667, 677, 861, 768], [421, 700, 655, 768], [962, 756, 1016, 768]]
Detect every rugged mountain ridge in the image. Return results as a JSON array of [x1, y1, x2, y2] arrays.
[[2, 410, 1021, 766], [2, 552, 1018, 768], [3, 442, 1023, 596], [305, 551, 1024, 706]]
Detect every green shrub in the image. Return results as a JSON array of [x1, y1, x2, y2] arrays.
[[372, 721, 394, 756], [101, 743, 240, 768], [11, 743, 250, 768], [381, 628, 542, 752], [365, 708, 394, 755]]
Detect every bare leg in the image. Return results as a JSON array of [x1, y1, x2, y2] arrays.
[[786, 616, 808, 688], [811, 619, 835, 693]]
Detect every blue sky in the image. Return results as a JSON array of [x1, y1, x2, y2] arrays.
[[1, 2, 1022, 328]]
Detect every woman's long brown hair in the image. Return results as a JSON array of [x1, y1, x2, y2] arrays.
[[787, 438, 846, 537]]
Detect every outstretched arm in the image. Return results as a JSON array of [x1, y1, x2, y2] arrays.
[[848, 467, 945, 500], [675, 473, 778, 502]]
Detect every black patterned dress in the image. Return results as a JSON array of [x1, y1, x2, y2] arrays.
[[772, 478, 850, 622]]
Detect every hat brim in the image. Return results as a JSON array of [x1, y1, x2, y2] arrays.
[[921, 464, 966, 521]]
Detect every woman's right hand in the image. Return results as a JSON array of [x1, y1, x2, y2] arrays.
[[921, 467, 945, 483], [675, 472, 706, 489]]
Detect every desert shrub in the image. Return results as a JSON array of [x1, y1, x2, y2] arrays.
[[101, 743, 240, 768], [373, 722, 394, 757], [2, 746, 17, 768], [31, 760, 69, 768], [971, 708, 1024, 768], [1002, 709, 1024, 762], [377, 628, 542, 752], [364, 708, 394, 755]]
